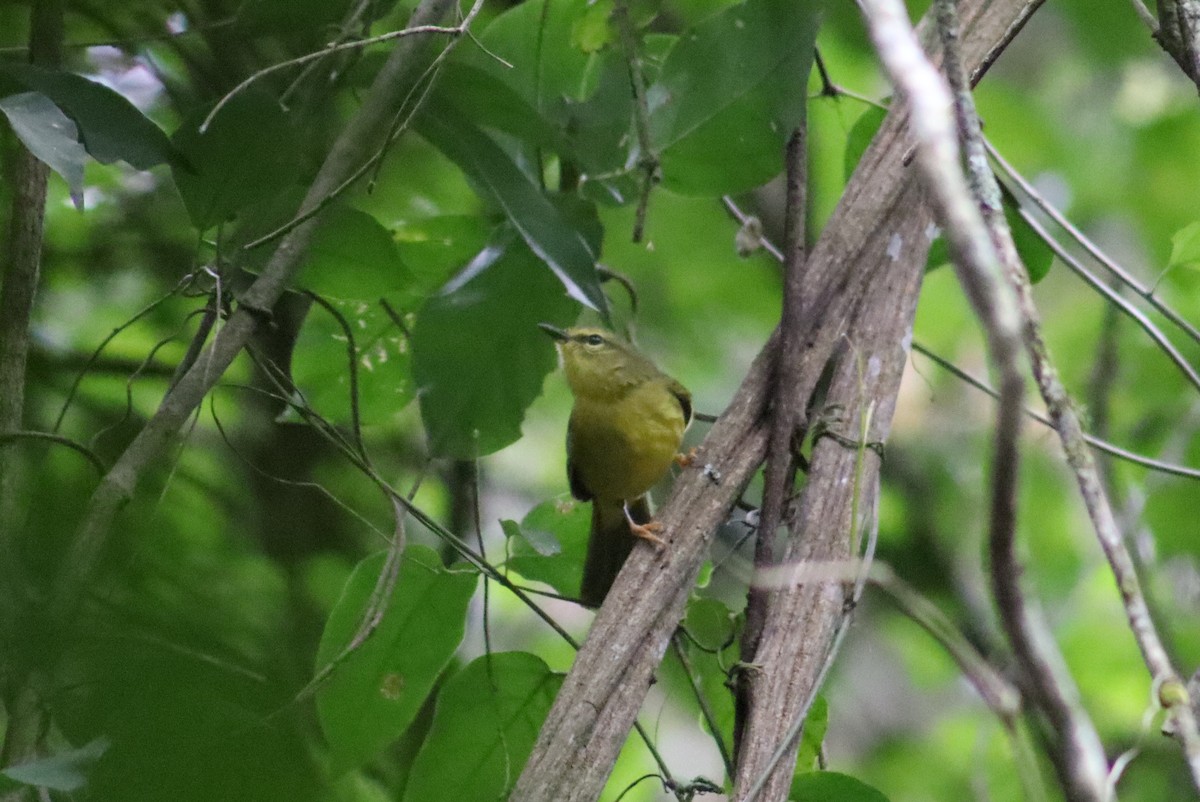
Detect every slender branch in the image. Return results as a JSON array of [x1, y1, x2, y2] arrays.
[[1154, 0, 1200, 92], [671, 634, 735, 778], [911, 341, 1200, 481], [987, 142, 1200, 348], [0, 431, 104, 475], [613, 0, 658, 243], [735, 127, 807, 756], [862, 1, 1110, 799]]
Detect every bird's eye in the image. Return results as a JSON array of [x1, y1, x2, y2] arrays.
[[585, 334, 604, 347]]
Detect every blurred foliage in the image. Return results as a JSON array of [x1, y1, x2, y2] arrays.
[[1, 0, 1199, 800]]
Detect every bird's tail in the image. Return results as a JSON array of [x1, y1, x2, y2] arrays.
[[580, 496, 651, 608]]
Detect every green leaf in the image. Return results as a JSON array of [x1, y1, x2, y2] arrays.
[[418, 104, 607, 312], [0, 91, 86, 208], [411, 230, 578, 458], [794, 696, 828, 774], [431, 63, 567, 154], [297, 205, 414, 299], [844, 105, 888, 181], [315, 546, 477, 775], [171, 90, 301, 231], [0, 63, 178, 169], [572, 0, 615, 52], [289, 295, 414, 427], [1167, 221, 1200, 270], [648, 0, 819, 195], [790, 770, 891, 802], [394, 214, 495, 295], [683, 597, 736, 652], [504, 496, 590, 596], [2, 738, 109, 792], [401, 652, 563, 802], [1003, 196, 1053, 283], [459, 0, 595, 114]]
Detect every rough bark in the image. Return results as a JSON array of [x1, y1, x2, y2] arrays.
[[510, 1, 1046, 800]]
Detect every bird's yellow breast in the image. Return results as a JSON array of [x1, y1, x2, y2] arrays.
[[568, 378, 687, 503]]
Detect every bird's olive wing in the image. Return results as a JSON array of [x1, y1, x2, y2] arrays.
[[669, 379, 693, 427], [565, 418, 593, 501]]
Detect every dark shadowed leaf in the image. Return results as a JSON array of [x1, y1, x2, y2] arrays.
[[648, 0, 819, 195], [418, 104, 607, 312], [0, 91, 86, 208], [1004, 197, 1053, 283], [411, 230, 579, 458], [844, 105, 888, 181], [401, 652, 563, 802], [0, 63, 178, 169], [171, 90, 300, 231], [315, 546, 477, 775]]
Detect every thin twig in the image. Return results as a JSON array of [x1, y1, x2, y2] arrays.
[[671, 633, 735, 778], [304, 292, 367, 462], [911, 341, 1200, 481], [612, 0, 658, 242], [0, 431, 105, 475], [988, 141, 1200, 347], [200, 17, 478, 132]]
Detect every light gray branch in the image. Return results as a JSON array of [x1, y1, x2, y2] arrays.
[[861, 0, 1110, 798]]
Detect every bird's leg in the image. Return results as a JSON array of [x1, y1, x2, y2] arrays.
[[625, 503, 667, 548], [674, 447, 699, 468]]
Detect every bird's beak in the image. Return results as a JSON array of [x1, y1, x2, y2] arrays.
[[538, 323, 569, 342]]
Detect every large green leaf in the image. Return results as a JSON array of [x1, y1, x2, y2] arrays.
[[456, 0, 595, 115], [0, 63, 178, 170], [0, 91, 86, 207], [171, 90, 301, 231], [430, 63, 567, 154], [289, 294, 414, 427], [648, 0, 819, 195], [790, 771, 891, 802], [401, 652, 563, 802], [393, 214, 494, 295], [296, 204, 415, 299], [418, 104, 607, 312], [315, 546, 477, 775], [503, 495, 590, 598], [411, 230, 578, 458]]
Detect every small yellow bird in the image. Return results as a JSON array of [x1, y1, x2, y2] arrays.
[[539, 324, 692, 607]]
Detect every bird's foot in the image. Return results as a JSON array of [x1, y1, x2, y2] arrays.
[[674, 447, 699, 468], [625, 506, 667, 548]]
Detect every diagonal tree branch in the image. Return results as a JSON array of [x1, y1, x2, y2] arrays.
[[510, 2, 1046, 800]]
